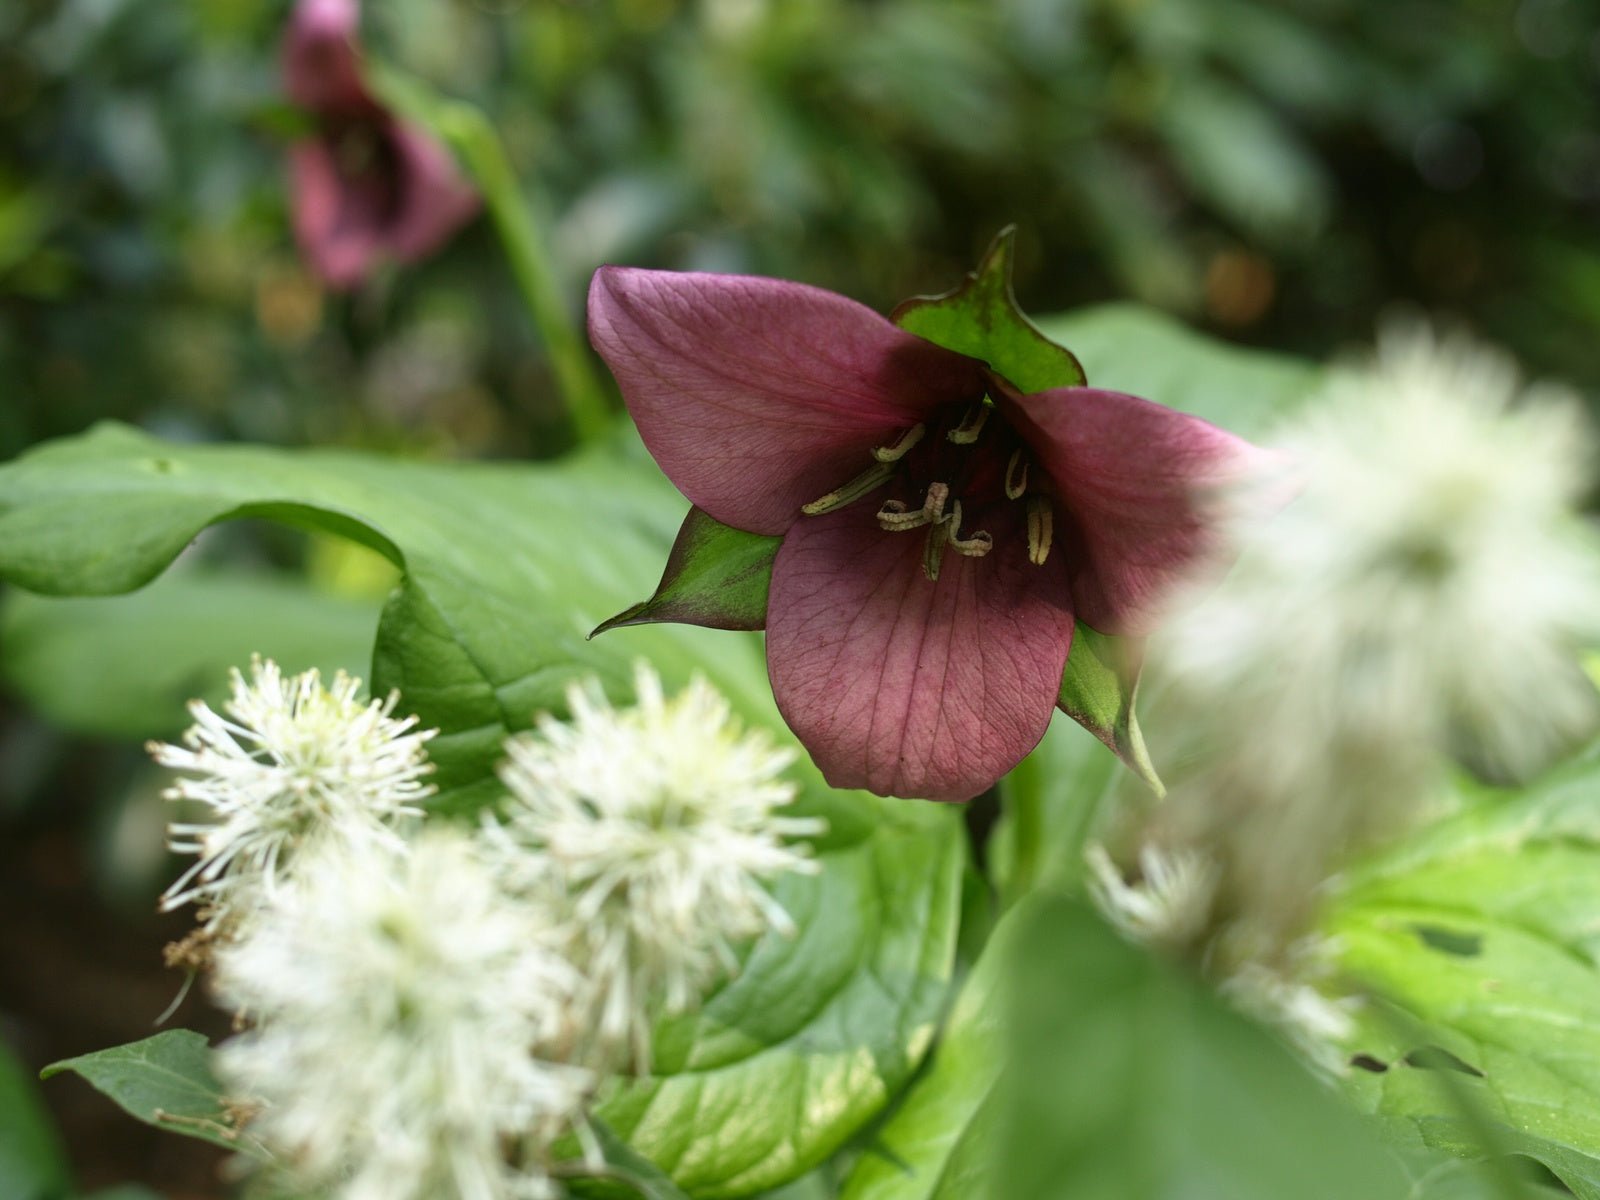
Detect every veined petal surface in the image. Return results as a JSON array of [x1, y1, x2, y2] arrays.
[[766, 505, 1074, 801], [1006, 386, 1259, 635], [589, 268, 986, 536]]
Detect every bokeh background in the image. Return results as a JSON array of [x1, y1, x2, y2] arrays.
[[2, 0, 1598, 1195]]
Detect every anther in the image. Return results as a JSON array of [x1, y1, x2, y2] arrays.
[[872, 423, 926, 463], [947, 403, 990, 445], [1026, 496, 1054, 566], [1004, 449, 1030, 500], [802, 461, 895, 515], [945, 501, 993, 557], [877, 481, 949, 531]]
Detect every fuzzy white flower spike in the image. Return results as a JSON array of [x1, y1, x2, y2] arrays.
[[213, 829, 588, 1200], [148, 656, 436, 930], [487, 662, 826, 1072]]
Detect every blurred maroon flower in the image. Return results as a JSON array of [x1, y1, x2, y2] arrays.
[[281, 0, 478, 289], [590, 268, 1263, 802]]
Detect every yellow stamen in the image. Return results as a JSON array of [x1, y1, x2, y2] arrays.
[[877, 481, 949, 531], [802, 461, 895, 515], [922, 521, 948, 581], [872, 423, 926, 463], [947, 403, 990, 445], [1004, 449, 1030, 500], [1027, 496, 1054, 566], [945, 501, 992, 557]]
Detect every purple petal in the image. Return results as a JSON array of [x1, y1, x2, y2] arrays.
[[766, 505, 1075, 802], [281, 0, 371, 114], [289, 121, 476, 291], [1006, 386, 1263, 636], [288, 138, 383, 289], [384, 122, 480, 263], [588, 268, 986, 536]]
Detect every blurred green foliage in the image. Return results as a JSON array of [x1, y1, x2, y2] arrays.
[[3, 0, 1598, 469]]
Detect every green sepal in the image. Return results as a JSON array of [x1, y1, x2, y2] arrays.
[[1057, 626, 1162, 796], [591, 506, 780, 637], [894, 229, 1157, 793], [890, 226, 1086, 393]]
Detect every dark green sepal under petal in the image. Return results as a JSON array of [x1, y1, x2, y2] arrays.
[[1057, 626, 1162, 797], [591, 506, 780, 637]]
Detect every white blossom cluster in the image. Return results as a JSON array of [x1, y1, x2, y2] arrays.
[[150, 656, 435, 930], [1089, 322, 1600, 1073], [148, 658, 820, 1200], [486, 666, 823, 1070]]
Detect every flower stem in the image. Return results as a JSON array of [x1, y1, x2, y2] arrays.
[[365, 65, 614, 444], [433, 101, 614, 446]]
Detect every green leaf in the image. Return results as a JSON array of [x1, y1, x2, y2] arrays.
[[569, 1118, 694, 1200], [891, 227, 1085, 393], [0, 1041, 70, 1200], [1325, 747, 1600, 1199], [1056, 626, 1160, 796], [590, 798, 962, 1197], [592, 506, 780, 636], [40, 1031, 253, 1153], [0, 424, 963, 1194], [1, 568, 379, 739], [993, 895, 1505, 1200], [838, 897, 1022, 1200]]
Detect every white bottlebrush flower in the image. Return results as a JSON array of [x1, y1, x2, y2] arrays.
[[213, 829, 590, 1200], [1151, 321, 1600, 954], [1085, 841, 1218, 949], [486, 662, 825, 1071], [1171, 320, 1600, 784], [148, 656, 436, 928]]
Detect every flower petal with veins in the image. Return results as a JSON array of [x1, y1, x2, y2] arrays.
[[1004, 386, 1262, 635], [767, 504, 1074, 801], [588, 267, 986, 535]]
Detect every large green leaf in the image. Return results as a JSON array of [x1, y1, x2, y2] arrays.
[[837, 895, 1022, 1200], [994, 895, 1515, 1200], [0, 568, 378, 739], [0, 424, 962, 1195], [40, 1030, 251, 1154], [1326, 747, 1600, 1198], [590, 798, 961, 1197], [0, 1041, 70, 1200]]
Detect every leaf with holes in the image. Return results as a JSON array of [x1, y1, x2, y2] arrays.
[[991, 895, 1511, 1200], [1327, 746, 1600, 1199]]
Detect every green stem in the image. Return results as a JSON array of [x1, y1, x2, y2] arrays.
[[435, 102, 614, 446], [1000, 756, 1045, 907]]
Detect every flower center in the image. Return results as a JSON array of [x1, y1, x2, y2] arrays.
[[801, 396, 1056, 581]]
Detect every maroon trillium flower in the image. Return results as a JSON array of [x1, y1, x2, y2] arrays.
[[282, 0, 478, 290], [589, 269, 1261, 802]]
